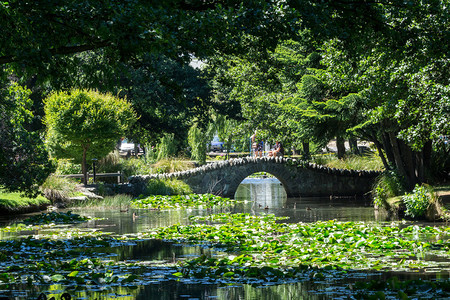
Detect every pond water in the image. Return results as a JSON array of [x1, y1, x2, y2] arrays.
[[1, 177, 449, 299]]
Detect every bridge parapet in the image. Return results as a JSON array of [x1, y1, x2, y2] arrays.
[[129, 157, 381, 198]]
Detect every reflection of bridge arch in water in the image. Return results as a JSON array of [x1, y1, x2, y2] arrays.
[[130, 157, 380, 198], [235, 177, 287, 210]]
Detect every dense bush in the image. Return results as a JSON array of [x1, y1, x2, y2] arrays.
[[402, 185, 431, 218], [152, 158, 194, 174], [144, 178, 192, 196]]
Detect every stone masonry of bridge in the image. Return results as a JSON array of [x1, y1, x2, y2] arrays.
[[129, 157, 381, 198]]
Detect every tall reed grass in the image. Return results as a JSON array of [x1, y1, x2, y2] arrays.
[[152, 159, 195, 174], [313, 153, 384, 171], [40, 175, 80, 202]]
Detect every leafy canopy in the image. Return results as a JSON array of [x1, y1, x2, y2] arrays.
[[0, 83, 54, 196], [44, 89, 137, 177]]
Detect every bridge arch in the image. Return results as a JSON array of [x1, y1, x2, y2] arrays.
[[234, 172, 287, 201], [129, 157, 380, 198]]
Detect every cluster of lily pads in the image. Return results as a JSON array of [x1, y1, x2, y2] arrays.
[[130, 193, 238, 210], [22, 211, 89, 225], [0, 207, 449, 298], [139, 213, 450, 272]]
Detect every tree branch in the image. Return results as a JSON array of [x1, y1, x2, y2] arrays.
[[0, 41, 112, 65]]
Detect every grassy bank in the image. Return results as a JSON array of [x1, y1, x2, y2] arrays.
[[0, 190, 50, 214], [313, 153, 384, 171]]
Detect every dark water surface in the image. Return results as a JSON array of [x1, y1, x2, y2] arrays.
[[1, 177, 449, 299]]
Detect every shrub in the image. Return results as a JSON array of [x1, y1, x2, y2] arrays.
[[372, 170, 407, 208], [40, 174, 80, 202], [157, 133, 177, 161], [55, 159, 82, 175], [402, 185, 431, 218], [145, 179, 192, 195]]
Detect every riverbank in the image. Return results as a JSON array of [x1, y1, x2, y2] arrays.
[[381, 186, 450, 221], [0, 190, 50, 215]]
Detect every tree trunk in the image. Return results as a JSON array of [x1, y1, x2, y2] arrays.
[[388, 132, 406, 176], [82, 146, 88, 185], [372, 137, 389, 170], [302, 142, 310, 159], [399, 139, 417, 189], [422, 140, 433, 180], [336, 136, 346, 159], [349, 137, 359, 155], [382, 132, 395, 165]]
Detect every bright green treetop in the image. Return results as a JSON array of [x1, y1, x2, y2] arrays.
[[44, 89, 137, 184]]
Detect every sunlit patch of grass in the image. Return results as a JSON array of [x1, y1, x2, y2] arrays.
[[313, 153, 384, 171], [0, 189, 50, 211]]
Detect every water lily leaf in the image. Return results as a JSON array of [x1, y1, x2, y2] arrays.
[[51, 274, 65, 282], [67, 271, 79, 277], [223, 271, 234, 277], [172, 272, 183, 277], [122, 274, 138, 283]]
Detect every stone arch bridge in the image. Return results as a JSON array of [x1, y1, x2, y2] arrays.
[[129, 157, 380, 198]]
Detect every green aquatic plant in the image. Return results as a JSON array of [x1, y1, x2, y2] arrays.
[[22, 211, 89, 225], [73, 194, 133, 209], [131, 194, 237, 209], [140, 214, 450, 272], [0, 212, 449, 299]]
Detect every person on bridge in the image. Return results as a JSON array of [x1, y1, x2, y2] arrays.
[[255, 140, 264, 157], [268, 141, 284, 157]]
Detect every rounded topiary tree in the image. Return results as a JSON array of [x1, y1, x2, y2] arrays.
[[44, 89, 137, 184]]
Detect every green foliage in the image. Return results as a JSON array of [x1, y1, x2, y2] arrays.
[[143, 214, 450, 273], [120, 158, 153, 179], [44, 89, 137, 183], [152, 159, 194, 174], [402, 185, 431, 219], [144, 179, 192, 196], [0, 82, 54, 197], [156, 133, 177, 161], [188, 124, 208, 165], [0, 189, 50, 211], [372, 171, 407, 208], [131, 194, 236, 210], [54, 159, 82, 175], [22, 211, 89, 225], [40, 174, 80, 202], [313, 153, 384, 171], [44, 89, 136, 163]]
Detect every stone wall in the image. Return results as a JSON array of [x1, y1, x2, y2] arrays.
[[128, 157, 380, 198]]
